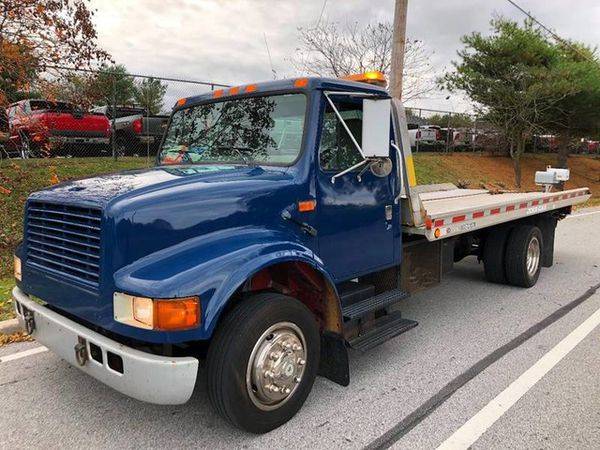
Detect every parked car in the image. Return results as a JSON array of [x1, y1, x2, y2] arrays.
[[92, 105, 169, 156], [407, 124, 441, 148], [6, 100, 111, 157]]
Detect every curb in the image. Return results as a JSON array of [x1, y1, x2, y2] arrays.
[[0, 318, 22, 335]]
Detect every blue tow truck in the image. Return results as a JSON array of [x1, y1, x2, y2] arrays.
[[12, 72, 590, 433]]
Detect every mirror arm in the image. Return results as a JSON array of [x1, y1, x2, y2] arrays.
[[331, 158, 370, 184]]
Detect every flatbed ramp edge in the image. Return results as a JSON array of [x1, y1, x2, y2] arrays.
[[404, 187, 591, 241]]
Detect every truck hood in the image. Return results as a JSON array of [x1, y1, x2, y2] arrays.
[[28, 163, 302, 272], [28, 164, 283, 208]]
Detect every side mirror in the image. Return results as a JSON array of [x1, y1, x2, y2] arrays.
[[362, 98, 391, 158]]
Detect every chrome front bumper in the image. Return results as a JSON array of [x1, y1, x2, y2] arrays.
[[12, 287, 198, 405]]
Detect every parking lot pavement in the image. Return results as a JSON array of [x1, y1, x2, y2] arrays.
[[1, 210, 599, 449]]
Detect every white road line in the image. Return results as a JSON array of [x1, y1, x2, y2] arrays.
[[0, 346, 48, 363], [567, 210, 600, 219], [437, 304, 600, 450]]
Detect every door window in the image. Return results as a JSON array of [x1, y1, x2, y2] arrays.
[[319, 99, 364, 171]]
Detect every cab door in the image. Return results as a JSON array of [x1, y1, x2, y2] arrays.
[[315, 94, 396, 281]]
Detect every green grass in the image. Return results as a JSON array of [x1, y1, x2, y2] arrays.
[[0, 277, 14, 321]]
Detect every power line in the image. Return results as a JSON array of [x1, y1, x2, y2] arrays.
[[316, 0, 328, 26], [504, 0, 598, 65]]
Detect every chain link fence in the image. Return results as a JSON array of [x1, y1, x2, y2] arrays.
[[0, 66, 229, 167], [2, 69, 599, 168]]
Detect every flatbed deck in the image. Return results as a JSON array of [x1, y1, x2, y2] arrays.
[[404, 187, 591, 241]]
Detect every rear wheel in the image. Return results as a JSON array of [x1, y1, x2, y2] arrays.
[[207, 293, 320, 433], [505, 225, 543, 287], [483, 226, 511, 284]]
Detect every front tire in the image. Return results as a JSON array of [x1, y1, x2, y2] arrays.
[[207, 293, 320, 433], [505, 225, 543, 287]]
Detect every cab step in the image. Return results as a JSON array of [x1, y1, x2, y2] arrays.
[[342, 288, 409, 320], [347, 312, 418, 351]]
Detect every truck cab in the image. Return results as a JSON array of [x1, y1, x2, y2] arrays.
[[12, 73, 590, 434]]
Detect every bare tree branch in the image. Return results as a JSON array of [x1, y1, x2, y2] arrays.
[[292, 21, 436, 101]]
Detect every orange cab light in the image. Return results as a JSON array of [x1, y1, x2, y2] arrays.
[[434, 228, 442, 239], [294, 78, 309, 88], [213, 89, 224, 98], [343, 71, 387, 86], [244, 84, 258, 93], [229, 86, 240, 95], [176, 98, 187, 106], [154, 297, 200, 331], [298, 199, 316, 212]]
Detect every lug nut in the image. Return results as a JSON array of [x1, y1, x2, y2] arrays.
[[292, 344, 302, 351], [284, 387, 291, 394], [298, 358, 306, 366], [269, 351, 280, 360], [264, 370, 273, 378], [294, 376, 301, 383]]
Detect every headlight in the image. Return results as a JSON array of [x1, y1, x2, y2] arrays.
[[14, 256, 22, 281], [114, 292, 200, 331]]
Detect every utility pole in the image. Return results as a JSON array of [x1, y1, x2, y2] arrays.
[[389, 0, 408, 99]]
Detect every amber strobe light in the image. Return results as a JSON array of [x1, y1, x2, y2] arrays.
[[114, 293, 200, 331], [342, 71, 387, 86]]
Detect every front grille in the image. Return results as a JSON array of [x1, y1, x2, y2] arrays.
[[26, 201, 102, 286]]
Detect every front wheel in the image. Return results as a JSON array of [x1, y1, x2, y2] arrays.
[[207, 293, 320, 433]]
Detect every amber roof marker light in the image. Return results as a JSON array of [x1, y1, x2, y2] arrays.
[[342, 71, 387, 87]]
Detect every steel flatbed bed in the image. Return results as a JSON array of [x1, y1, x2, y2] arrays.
[[403, 186, 591, 241]]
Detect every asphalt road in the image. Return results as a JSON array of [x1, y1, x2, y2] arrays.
[[1, 209, 599, 449]]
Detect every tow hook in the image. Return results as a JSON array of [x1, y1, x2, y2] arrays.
[[74, 337, 88, 366], [23, 308, 36, 335]]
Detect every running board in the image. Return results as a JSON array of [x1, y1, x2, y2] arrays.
[[342, 288, 409, 320], [347, 312, 418, 351]]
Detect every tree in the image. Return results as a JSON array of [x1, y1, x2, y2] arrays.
[[441, 19, 568, 187], [293, 21, 435, 102], [544, 44, 600, 168], [426, 113, 474, 129], [87, 65, 137, 106], [0, 0, 110, 106], [134, 78, 167, 114]]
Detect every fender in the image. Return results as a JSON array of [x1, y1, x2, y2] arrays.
[[114, 225, 340, 341]]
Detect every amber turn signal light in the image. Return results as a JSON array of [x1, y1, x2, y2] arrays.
[[154, 297, 200, 331]]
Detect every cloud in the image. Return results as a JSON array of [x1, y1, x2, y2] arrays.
[[88, 0, 600, 112]]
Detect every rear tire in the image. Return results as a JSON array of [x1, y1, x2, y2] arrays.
[[505, 225, 543, 288], [483, 226, 510, 284], [207, 293, 320, 433]]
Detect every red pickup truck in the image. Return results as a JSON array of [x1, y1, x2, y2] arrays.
[[6, 100, 111, 157]]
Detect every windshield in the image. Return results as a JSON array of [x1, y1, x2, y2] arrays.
[[158, 93, 306, 166]]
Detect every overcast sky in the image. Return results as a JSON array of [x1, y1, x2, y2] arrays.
[[88, 0, 600, 112]]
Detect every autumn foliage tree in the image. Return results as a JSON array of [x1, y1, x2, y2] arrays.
[[0, 0, 111, 108]]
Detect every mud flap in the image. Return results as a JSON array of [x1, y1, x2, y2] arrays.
[[318, 331, 350, 386], [538, 216, 557, 267]]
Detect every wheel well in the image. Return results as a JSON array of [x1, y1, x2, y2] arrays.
[[226, 261, 343, 335]]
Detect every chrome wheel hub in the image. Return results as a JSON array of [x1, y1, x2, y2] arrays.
[[526, 236, 540, 277], [246, 322, 307, 411]]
